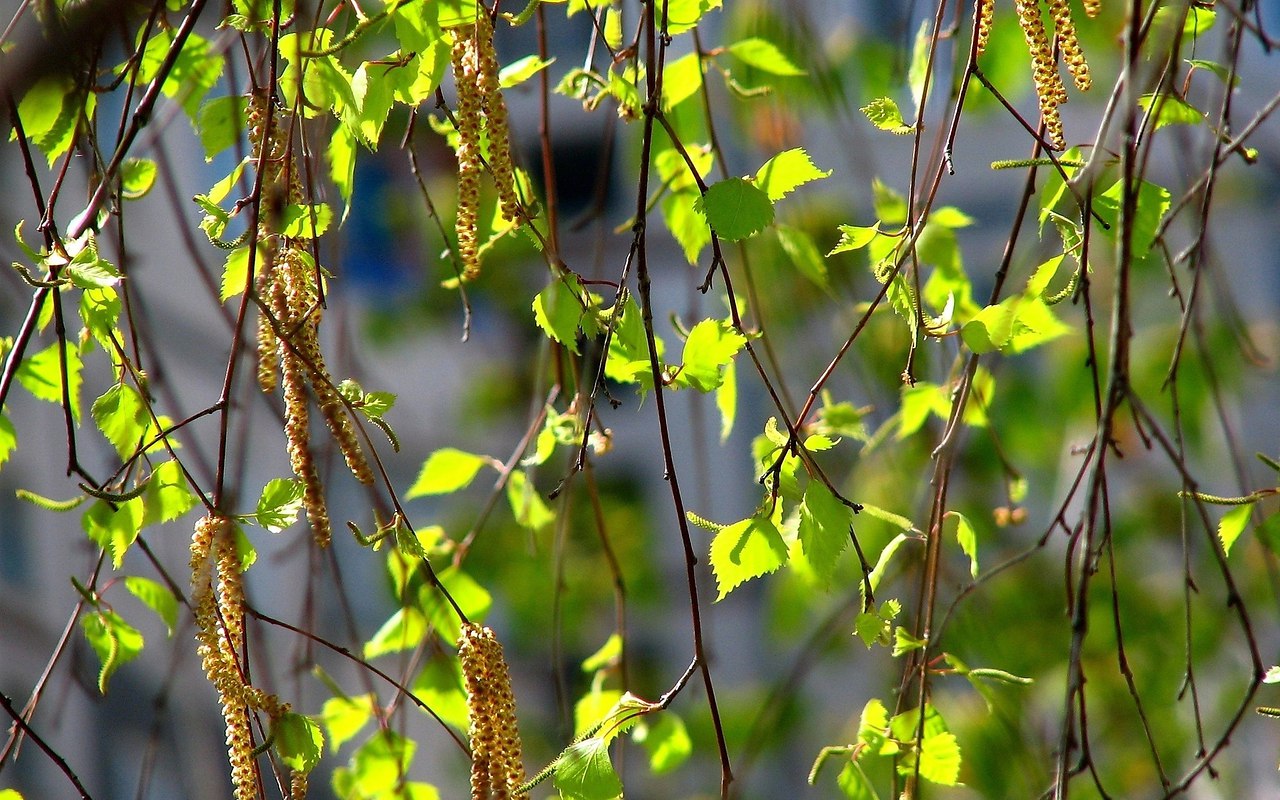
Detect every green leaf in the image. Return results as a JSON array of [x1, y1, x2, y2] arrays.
[[633, 713, 692, 774], [506, 469, 554, 531], [81, 288, 121, 350], [0, 413, 15, 471], [659, 0, 722, 36], [860, 504, 915, 533], [798, 480, 852, 583], [961, 298, 1018, 354], [949, 512, 979, 578], [533, 274, 588, 353], [81, 609, 144, 693], [836, 761, 880, 800], [892, 626, 926, 657], [695, 177, 774, 241], [661, 190, 711, 265], [280, 203, 334, 239], [424, 566, 492, 645], [853, 599, 901, 649], [716, 357, 737, 443], [776, 225, 828, 288], [1218, 502, 1255, 556], [13, 75, 83, 167], [1137, 92, 1203, 130], [143, 460, 197, 526], [16, 340, 83, 422], [91, 383, 149, 458], [582, 633, 623, 673], [274, 712, 324, 774], [83, 498, 144, 569], [256, 478, 305, 533], [343, 730, 416, 797], [321, 694, 376, 752], [554, 738, 623, 800], [1093, 179, 1171, 260], [828, 222, 884, 256], [677, 319, 745, 392], [364, 606, 427, 659], [137, 29, 223, 120], [411, 658, 470, 733], [118, 158, 158, 200], [709, 514, 789, 599], [499, 54, 555, 88], [124, 576, 178, 635], [860, 97, 914, 135], [754, 148, 831, 202], [197, 95, 248, 161], [662, 52, 704, 110], [408, 448, 489, 497], [62, 238, 121, 290], [219, 245, 269, 302], [727, 37, 805, 76]]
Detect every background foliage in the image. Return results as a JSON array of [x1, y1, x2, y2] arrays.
[[1, 0, 1279, 798]]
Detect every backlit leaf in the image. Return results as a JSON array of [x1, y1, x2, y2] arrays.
[[92, 383, 149, 458], [408, 448, 489, 497], [0, 414, 15, 471], [82, 610, 144, 694], [16, 340, 83, 422], [83, 498, 144, 569], [828, 223, 884, 256], [727, 37, 805, 76], [274, 712, 324, 774], [143, 460, 197, 526], [798, 480, 852, 584], [776, 224, 828, 288], [695, 177, 774, 241], [860, 97, 914, 135], [124, 576, 178, 635], [499, 54, 555, 88], [633, 713, 692, 774], [256, 478, 305, 533], [554, 737, 623, 800], [677, 319, 745, 392], [321, 694, 376, 752], [710, 514, 788, 599], [754, 148, 831, 202], [1218, 502, 1254, 556], [533, 274, 587, 353]]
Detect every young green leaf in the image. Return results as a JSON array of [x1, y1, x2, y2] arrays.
[[364, 607, 428, 659], [407, 448, 490, 497], [0, 413, 15, 471], [554, 737, 624, 800], [256, 478, 305, 533], [322, 694, 377, 752], [716, 358, 737, 442], [142, 460, 197, 526], [124, 576, 178, 635], [273, 712, 324, 774], [661, 190, 711, 265], [506, 469, 554, 531], [81, 609, 144, 693], [694, 177, 774, 241], [1218, 502, 1255, 556], [828, 223, 884, 256], [677, 318, 745, 392], [709, 514, 789, 599], [196, 95, 248, 161], [533, 274, 588, 353], [754, 148, 831, 202], [92, 383, 150, 458], [120, 158, 157, 200], [776, 225, 829, 288], [662, 52, 704, 110], [16, 341, 83, 422], [582, 633, 623, 673], [860, 97, 914, 135], [727, 37, 805, 76], [411, 658, 471, 733], [633, 713, 692, 775], [499, 54, 555, 89], [798, 480, 852, 584], [82, 498, 144, 569], [1137, 92, 1203, 130], [961, 297, 1018, 354], [948, 511, 980, 578]]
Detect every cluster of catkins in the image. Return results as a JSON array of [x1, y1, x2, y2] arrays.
[[978, 0, 1098, 149], [248, 94, 374, 548], [458, 623, 528, 799], [451, 4, 523, 280], [191, 514, 305, 799]]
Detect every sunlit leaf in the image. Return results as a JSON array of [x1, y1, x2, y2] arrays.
[[554, 737, 623, 800], [124, 576, 178, 635], [677, 319, 745, 392], [710, 514, 788, 599], [143, 460, 197, 526], [255, 478, 305, 533], [1137, 92, 1203, 130], [274, 712, 324, 774], [83, 498, 144, 569], [695, 177, 774, 241], [408, 448, 490, 497], [798, 480, 852, 584], [1218, 502, 1255, 556], [633, 713, 692, 774], [533, 274, 588, 353], [727, 37, 805, 76], [754, 148, 831, 202], [16, 340, 83, 422], [92, 383, 149, 458], [0, 413, 15, 472], [321, 694, 376, 752], [499, 54, 555, 88], [411, 658, 470, 733], [81, 609, 144, 693], [860, 97, 914, 135], [661, 190, 711, 265], [776, 224, 828, 288], [828, 222, 884, 256]]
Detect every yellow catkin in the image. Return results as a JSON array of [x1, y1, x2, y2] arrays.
[[271, 269, 331, 547], [1047, 0, 1091, 91], [280, 252, 374, 486], [191, 514, 257, 800], [452, 24, 484, 280], [473, 9, 522, 224], [1083, 0, 1101, 18], [1015, 0, 1067, 149], [290, 771, 308, 800], [459, 624, 527, 799], [975, 0, 995, 55]]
